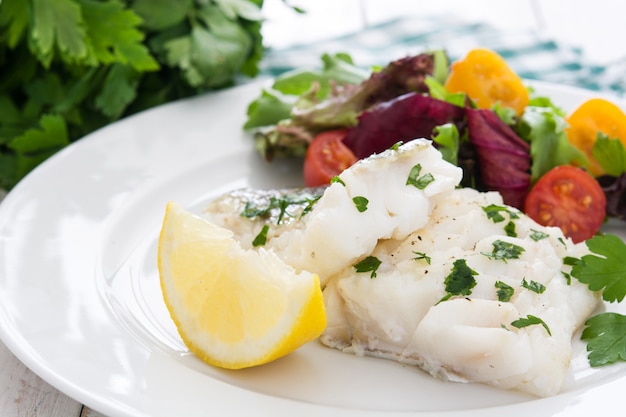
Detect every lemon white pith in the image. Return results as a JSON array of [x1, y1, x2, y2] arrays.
[[157, 201, 327, 369]]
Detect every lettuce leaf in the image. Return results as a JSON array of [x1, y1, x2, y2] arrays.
[[248, 52, 444, 160], [518, 105, 588, 181], [466, 108, 530, 209]]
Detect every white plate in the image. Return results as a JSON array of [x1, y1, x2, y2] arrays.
[[1, 79, 626, 417]]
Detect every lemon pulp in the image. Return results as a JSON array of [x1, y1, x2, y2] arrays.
[[158, 202, 326, 369]]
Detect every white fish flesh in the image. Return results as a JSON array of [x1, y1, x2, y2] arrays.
[[320, 187, 599, 397], [205, 139, 462, 285], [202, 138, 600, 397]]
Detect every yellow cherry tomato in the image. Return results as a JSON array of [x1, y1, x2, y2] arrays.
[[566, 97, 626, 176], [444, 48, 529, 116]]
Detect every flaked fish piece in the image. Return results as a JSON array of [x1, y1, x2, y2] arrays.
[[205, 138, 462, 285], [203, 187, 325, 250], [202, 138, 600, 397], [320, 187, 600, 397]]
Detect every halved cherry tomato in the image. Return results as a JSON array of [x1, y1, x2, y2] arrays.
[[524, 165, 606, 243], [303, 129, 358, 187]]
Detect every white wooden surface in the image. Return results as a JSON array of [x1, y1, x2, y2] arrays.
[[1, 1, 625, 416]]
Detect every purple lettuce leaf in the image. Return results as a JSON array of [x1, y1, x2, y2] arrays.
[[597, 174, 626, 221], [466, 108, 531, 209], [342, 92, 466, 159]]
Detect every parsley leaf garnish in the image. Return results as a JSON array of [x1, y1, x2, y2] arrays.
[[300, 195, 322, 217], [330, 176, 345, 186], [354, 256, 382, 278], [504, 221, 517, 237], [352, 196, 369, 212], [561, 271, 572, 285], [563, 256, 580, 266], [481, 240, 525, 262], [482, 204, 520, 223], [570, 234, 626, 368], [252, 224, 269, 247], [406, 164, 435, 189], [592, 133, 626, 177], [242, 193, 320, 224], [511, 315, 552, 336], [388, 141, 403, 151], [412, 251, 431, 264], [571, 234, 626, 303], [495, 281, 514, 302], [439, 259, 477, 303], [529, 229, 550, 241], [521, 278, 546, 294], [482, 205, 519, 236], [581, 313, 626, 367]]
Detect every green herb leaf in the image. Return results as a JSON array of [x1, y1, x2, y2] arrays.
[[406, 164, 435, 189], [81, 0, 159, 71], [352, 196, 369, 212], [529, 229, 550, 241], [0, 0, 30, 48], [388, 141, 403, 151], [563, 256, 580, 266], [241, 192, 321, 224], [581, 312, 626, 367], [571, 234, 626, 302], [94, 64, 140, 118], [7, 114, 69, 181], [592, 133, 626, 176], [521, 278, 546, 294], [561, 271, 572, 285], [252, 224, 269, 247], [330, 176, 346, 186], [31, 0, 89, 67], [495, 281, 514, 302], [0, 0, 265, 190], [504, 221, 517, 238], [481, 239, 525, 262], [440, 259, 478, 302], [300, 195, 321, 218], [132, 0, 192, 31], [511, 315, 552, 336], [482, 204, 519, 223], [214, 0, 264, 21], [354, 256, 382, 278], [412, 251, 431, 264]]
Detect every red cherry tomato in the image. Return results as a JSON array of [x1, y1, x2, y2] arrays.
[[303, 129, 358, 187], [524, 165, 606, 243]]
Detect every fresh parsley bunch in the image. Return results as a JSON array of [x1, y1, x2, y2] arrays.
[[0, 0, 264, 190]]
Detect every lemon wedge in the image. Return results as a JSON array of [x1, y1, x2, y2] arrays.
[[157, 202, 326, 369]]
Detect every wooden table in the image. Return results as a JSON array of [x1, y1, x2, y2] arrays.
[[2, 1, 626, 415]]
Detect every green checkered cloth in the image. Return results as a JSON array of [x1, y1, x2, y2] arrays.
[[261, 16, 626, 96]]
